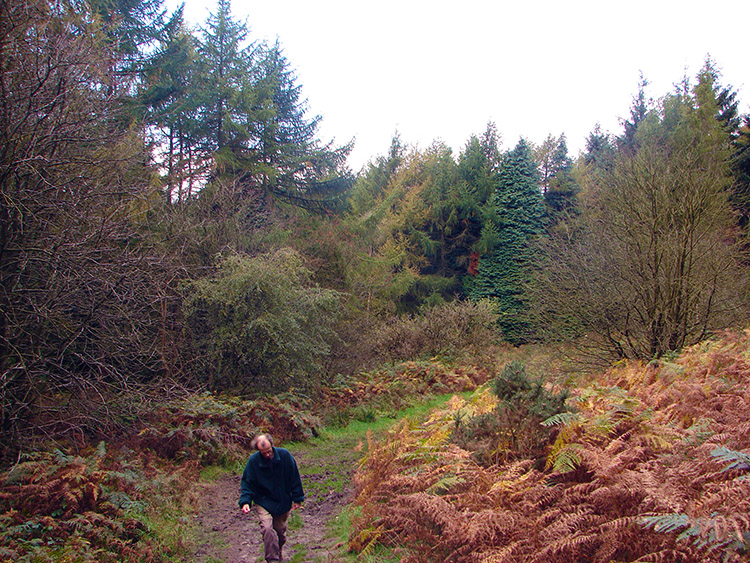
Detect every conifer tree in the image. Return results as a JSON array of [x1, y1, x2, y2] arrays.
[[420, 145, 466, 280], [144, 0, 353, 217], [457, 124, 501, 207], [244, 40, 352, 210], [545, 134, 579, 221], [534, 134, 558, 195], [348, 133, 405, 218], [618, 72, 650, 155], [583, 124, 615, 173], [86, 0, 167, 73], [731, 116, 750, 229], [705, 61, 750, 230], [467, 139, 544, 343], [196, 0, 254, 159], [141, 6, 203, 200], [455, 122, 504, 269]]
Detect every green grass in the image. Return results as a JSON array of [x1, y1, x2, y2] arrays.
[[304, 390, 472, 443], [288, 510, 304, 531], [328, 505, 403, 563], [285, 542, 308, 562], [199, 464, 233, 481]]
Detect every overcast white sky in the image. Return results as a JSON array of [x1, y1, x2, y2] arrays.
[[172, 0, 749, 171]]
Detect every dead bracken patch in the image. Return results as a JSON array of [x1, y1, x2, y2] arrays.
[[349, 330, 750, 562]]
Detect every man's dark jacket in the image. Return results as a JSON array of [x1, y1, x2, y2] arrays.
[[239, 447, 305, 516]]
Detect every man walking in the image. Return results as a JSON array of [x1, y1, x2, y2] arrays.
[[239, 433, 305, 562]]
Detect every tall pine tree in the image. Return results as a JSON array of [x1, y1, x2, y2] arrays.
[[196, 0, 255, 162], [467, 139, 544, 343], [243, 40, 352, 210], [544, 134, 578, 221], [141, 6, 204, 200]]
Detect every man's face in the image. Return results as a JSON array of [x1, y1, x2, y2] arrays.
[[257, 438, 273, 459]]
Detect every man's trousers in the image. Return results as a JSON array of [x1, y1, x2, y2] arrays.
[[254, 504, 289, 562]]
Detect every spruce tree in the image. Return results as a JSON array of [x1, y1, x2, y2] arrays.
[[731, 116, 750, 229], [196, 0, 255, 160], [86, 0, 167, 73], [545, 134, 579, 221], [583, 124, 615, 173], [141, 7, 203, 200], [245, 40, 352, 210], [455, 123, 504, 271], [618, 73, 650, 155], [467, 139, 544, 343], [153, 0, 353, 214]]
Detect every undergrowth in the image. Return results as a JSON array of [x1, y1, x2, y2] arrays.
[[320, 358, 490, 427], [349, 329, 750, 562], [5, 330, 749, 562], [0, 392, 320, 562], [0, 359, 487, 562]]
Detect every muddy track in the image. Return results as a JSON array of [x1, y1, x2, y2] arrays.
[[193, 443, 359, 563]]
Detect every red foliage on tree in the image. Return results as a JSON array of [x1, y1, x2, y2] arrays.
[[468, 252, 480, 276]]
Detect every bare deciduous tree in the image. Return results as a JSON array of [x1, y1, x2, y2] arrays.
[[531, 70, 750, 361], [0, 0, 180, 457]]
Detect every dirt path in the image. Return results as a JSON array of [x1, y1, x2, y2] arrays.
[[193, 432, 364, 563]]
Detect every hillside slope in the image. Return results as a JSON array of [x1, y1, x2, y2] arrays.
[[350, 330, 750, 562]]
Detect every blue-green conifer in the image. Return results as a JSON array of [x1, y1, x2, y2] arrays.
[[467, 139, 544, 343]]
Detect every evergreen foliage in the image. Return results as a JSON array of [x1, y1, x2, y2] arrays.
[[618, 72, 650, 155], [195, 0, 255, 159], [730, 116, 750, 229], [467, 139, 545, 343], [141, 7, 204, 200], [139, 0, 353, 208], [344, 140, 481, 313], [534, 133, 579, 223], [86, 0, 167, 73], [453, 360, 569, 463], [181, 250, 342, 394], [544, 134, 579, 221], [246, 41, 353, 209]]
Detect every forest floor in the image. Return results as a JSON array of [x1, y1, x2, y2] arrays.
[[191, 422, 372, 563]]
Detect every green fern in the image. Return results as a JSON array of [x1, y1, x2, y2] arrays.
[[641, 512, 750, 556], [641, 513, 690, 534], [541, 412, 579, 427], [550, 444, 583, 474], [712, 446, 750, 479], [427, 474, 465, 495]]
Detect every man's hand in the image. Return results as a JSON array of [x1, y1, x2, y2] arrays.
[[241, 503, 251, 513], [292, 502, 303, 511]]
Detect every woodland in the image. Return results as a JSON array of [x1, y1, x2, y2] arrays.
[[1, 0, 750, 561]]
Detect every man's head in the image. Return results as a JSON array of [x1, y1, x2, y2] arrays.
[[252, 433, 274, 459]]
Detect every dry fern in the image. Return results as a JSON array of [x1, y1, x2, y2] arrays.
[[350, 330, 750, 562]]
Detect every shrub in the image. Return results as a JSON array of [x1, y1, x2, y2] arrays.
[[133, 392, 320, 465], [181, 249, 342, 394], [370, 299, 500, 363], [320, 359, 491, 424], [0, 446, 167, 562], [453, 360, 569, 464], [350, 332, 750, 563]]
